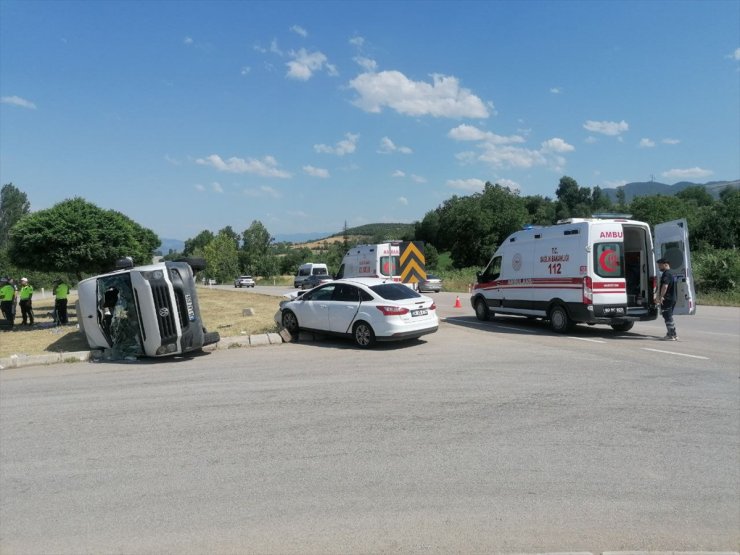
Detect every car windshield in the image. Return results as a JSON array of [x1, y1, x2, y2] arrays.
[[370, 283, 420, 300]]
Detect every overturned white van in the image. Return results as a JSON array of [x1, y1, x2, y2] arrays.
[[76, 258, 219, 358], [470, 217, 695, 332]]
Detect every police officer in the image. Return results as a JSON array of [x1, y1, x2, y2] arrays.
[[53, 278, 70, 325], [0, 277, 16, 329], [19, 277, 34, 326]]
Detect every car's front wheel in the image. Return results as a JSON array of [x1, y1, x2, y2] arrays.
[[353, 321, 376, 348], [282, 310, 300, 335]]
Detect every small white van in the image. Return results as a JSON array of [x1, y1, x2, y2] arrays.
[[294, 263, 329, 288], [470, 217, 695, 333]]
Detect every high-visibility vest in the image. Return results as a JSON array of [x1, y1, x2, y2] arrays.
[[0, 284, 14, 302], [20, 285, 34, 300], [54, 283, 69, 299]]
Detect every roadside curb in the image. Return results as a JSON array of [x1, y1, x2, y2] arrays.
[[0, 332, 289, 371]]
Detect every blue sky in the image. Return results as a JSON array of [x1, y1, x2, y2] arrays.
[[1, 0, 739, 242]]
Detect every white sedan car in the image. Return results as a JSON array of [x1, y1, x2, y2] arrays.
[[275, 277, 438, 348]]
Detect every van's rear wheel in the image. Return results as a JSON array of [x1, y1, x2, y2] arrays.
[[474, 298, 490, 321], [611, 321, 634, 332], [549, 305, 572, 333]]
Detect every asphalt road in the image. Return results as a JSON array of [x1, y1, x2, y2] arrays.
[[1, 294, 738, 553]]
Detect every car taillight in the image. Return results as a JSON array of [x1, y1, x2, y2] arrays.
[[582, 276, 593, 305], [430, 303, 436, 311], [376, 305, 410, 316]]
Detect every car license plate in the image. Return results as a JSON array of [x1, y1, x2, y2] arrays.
[[411, 309, 428, 317], [603, 306, 625, 315]]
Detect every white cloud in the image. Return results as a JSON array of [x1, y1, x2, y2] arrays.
[[183, 36, 193, 45], [164, 154, 181, 165], [240, 66, 251, 76], [583, 119, 629, 136], [270, 39, 282, 56], [411, 174, 427, 183], [638, 138, 656, 148], [1, 96, 37, 109], [243, 185, 282, 199], [540, 137, 575, 153], [196, 154, 292, 178], [378, 137, 412, 154], [495, 178, 521, 192], [398, 196, 408, 206], [194, 183, 205, 192], [478, 144, 547, 169], [314, 133, 359, 156], [450, 125, 570, 171], [350, 71, 490, 118], [211, 182, 224, 193], [290, 25, 307, 37], [349, 36, 365, 48], [303, 165, 330, 178], [447, 178, 486, 192], [392, 170, 406, 178], [662, 138, 680, 145], [584, 136, 599, 144], [661, 167, 714, 180], [286, 48, 337, 80], [354, 56, 377, 72], [448, 124, 524, 144], [729, 47, 740, 61], [550, 87, 562, 94]]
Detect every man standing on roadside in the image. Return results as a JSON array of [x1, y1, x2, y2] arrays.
[[19, 277, 34, 326], [655, 257, 678, 341], [53, 277, 70, 325], [0, 277, 16, 329]]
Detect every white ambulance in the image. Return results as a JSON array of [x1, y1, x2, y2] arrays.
[[470, 217, 695, 332], [335, 241, 425, 289]]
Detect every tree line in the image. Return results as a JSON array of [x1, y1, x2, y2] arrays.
[[1, 177, 738, 293]]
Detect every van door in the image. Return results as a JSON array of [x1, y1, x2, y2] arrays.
[[654, 218, 696, 315]]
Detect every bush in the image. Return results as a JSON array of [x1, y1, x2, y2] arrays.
[[692, 248, 740, 293]]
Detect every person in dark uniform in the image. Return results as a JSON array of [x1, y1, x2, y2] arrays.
[[655, 258, 677, 341]]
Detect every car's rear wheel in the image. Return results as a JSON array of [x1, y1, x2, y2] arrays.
[[282, 310, 300, 335], [353, 321, 376, 348]]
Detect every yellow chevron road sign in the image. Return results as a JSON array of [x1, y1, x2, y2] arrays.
[[399, 241, 426, 283]]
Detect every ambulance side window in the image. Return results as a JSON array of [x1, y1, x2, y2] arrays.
[[480, 256, 502, 282], [594, 242, 624, 278]]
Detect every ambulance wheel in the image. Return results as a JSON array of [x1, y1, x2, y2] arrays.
[[548, 305, 572, 333], [611, 321, 634, 332], [474, 298, 490, 321], [353, 321, 376, 348]]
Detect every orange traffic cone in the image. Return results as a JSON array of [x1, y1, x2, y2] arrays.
[[454, 296, 462, 308]]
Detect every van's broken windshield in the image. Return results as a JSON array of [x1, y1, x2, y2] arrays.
[[96, 274, 143, 359]]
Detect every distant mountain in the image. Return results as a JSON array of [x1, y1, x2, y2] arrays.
[[602, 179, 739, 202], [157, 238, 185, 254]]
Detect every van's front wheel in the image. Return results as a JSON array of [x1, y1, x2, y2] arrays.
[[548, 305, 572, 333], [474, 298, 490, 321]]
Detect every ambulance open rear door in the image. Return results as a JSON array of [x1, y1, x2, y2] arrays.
[[654, 218, 696, 315]]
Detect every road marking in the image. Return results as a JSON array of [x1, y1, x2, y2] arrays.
[[642, 348, 709, 360], [568, 336, 606, 343], [493, 324, 538, 333]]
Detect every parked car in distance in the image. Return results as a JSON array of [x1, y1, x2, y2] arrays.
[[234, 275, 256, 288], [275, 277, 439, 348], [301, 274, 333, 290], [419, 273, 443, 292]]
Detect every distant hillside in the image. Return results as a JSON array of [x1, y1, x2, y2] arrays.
[[328, 223, 416, 240], [602, 179, 739, 202]]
